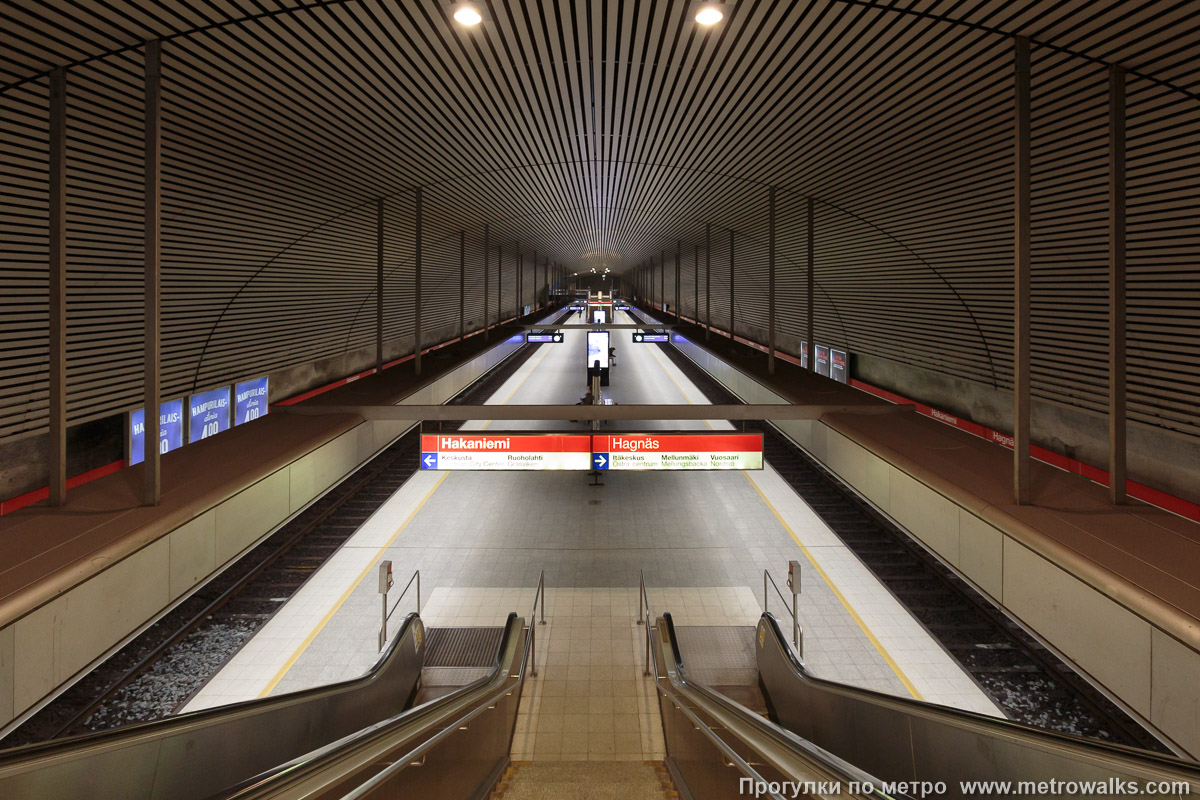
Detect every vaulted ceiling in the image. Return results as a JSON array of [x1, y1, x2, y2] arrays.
[[2, 0, 1199, 441]]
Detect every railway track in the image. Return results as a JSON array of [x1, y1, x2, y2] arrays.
[[1, 314, 566, 747], [630, 309, 1165, 752]]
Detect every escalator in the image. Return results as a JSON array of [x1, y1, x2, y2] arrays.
[[659, 610, 1200, 799], [0, 613, 526, 800]]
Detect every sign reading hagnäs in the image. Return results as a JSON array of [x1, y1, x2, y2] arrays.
[[234, 376, 269, 425], [129, 398, 185, 465], [420, 434, 591, 471], [591, 433, 763, 471], [189, 386, 232, 442]]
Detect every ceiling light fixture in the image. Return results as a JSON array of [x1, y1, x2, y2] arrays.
[[695, 5, 724, 25], [453, 4, 482, 25]]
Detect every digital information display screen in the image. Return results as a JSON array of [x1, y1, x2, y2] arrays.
[[830, 349, 849, 383], [234, 376, 269, 425], [815, 345, 831, 378], [129, 398, 184, 465], [525, 332, 564, 343], [632, 332, 669, 343], [591, 433, 763, 471], [189, 386, 232, 442], [420, 434, 591, 471], [586, 330, 610, 369]]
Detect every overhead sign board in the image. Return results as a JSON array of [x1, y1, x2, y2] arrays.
[[129, 398, 185, 465], [525, 332, 564, 343], [234, 376, 269, 425], [632, 332, 669, 343], [830, 349, 848, 383], [189, 386, 232, 442], [591, 433, 763, 471], [420, 433, 591, 471]]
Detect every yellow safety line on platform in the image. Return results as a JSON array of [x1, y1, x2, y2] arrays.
[[258, 471, 450, 697], [480, 342, 555, 430], [743, 471, 924, 701], [645, 341, 714, 430]]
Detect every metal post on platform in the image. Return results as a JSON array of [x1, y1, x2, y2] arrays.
[[1108, 63, 1127, 505], [705, 223, 712, 341], [376, 199, 385, 373], [414, 186, 423, 376], [458, 230, 465, 340], [729, 229, 736, 340], [483, 223, 490, 340], [1014, 36, 1032, 505], [806, 197, 814, 372], [48, 66, 67, 507], [768, 185, 777, 374], [143, 40, 162, 507]]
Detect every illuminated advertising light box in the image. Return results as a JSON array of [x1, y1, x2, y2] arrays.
[[800, 341, 809, 369], [814, 345, 831, 378], [591, 433, 763, 471], [830, 349, 849, 383], [234, 376, 269, 425], [420, 433, 591, 471], [586, 330, 610, 369], [525, 332, 564, 343], [188, 386, 232, 442], [129, 398, 185, 465], [632, 332, 669, 343]]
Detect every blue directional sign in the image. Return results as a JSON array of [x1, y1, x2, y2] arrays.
[[129, 398, 185, 465], [633, 332, 669, 343], [188, 386, 232, 442], [593, 452, 609, 470], [421, 453, 437, 470], [234, 376, 269, 425]]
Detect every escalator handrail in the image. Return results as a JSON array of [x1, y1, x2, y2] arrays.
[[655, 613, 899, 798], [0, 612, 424, 761], [217, 609, 532, 799], [758, 612, 1200, 774]]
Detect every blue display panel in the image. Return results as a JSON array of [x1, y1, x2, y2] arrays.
[[234, 376, 269, 425], [129, 399, 185, 465], [189, 386, 232, 442], [632, 332, 669, 343]]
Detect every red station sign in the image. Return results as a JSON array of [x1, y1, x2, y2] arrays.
[[591, 433, 763, 471], [420, 433, 592, 471]]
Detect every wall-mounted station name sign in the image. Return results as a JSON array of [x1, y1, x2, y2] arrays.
[[420, 434, 591, 471], [592, 433, 763, 471], [525, 332, 564, 343]]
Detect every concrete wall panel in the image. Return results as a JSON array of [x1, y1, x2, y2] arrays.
[[58, 538, 171, 685], [13, 597, 63, 716], [863, 453, 891, 512], [826, 429, 868, 491], [890, 471, 960, 566], [1003, 539, 1152, 716], [169, 512, 217, 601], [1151, 629, 1200, 757], [957, 511, 1003, 601], [288, 452, 316, 514], [214, 470, 290, 565], [0, 625, 13, 727]]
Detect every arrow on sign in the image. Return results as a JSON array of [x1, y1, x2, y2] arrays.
[[422, 453, 437, 469], [593, 453, 609, 470]]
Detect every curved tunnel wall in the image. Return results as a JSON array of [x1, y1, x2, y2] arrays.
[[1, 1, 1198, 505]]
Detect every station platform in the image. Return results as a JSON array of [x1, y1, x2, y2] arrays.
[[182, 312, 1002, 765]]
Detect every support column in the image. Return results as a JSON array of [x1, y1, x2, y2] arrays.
[[1109, 64, 1127, 504], [48, 68, 67, 506], [459, 230, 466, 340], [660, 250, 665, 313], [497, 245, 503, 323], [694, 243, 699, 327], [414, 186, 423, 376], [143, 40, 162, 506], [806, 198, 814, 371], [517, 244, 522, 317], [729, 230, 736, 340], [1014, 36, 1032, 505], [768, 185, 777, 374], [705, 223, 712, 341], [674, 241, 681, 323], [483, 223, 490, 340], [532, 249, 537, 309], [376, 198, 384, 372]]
